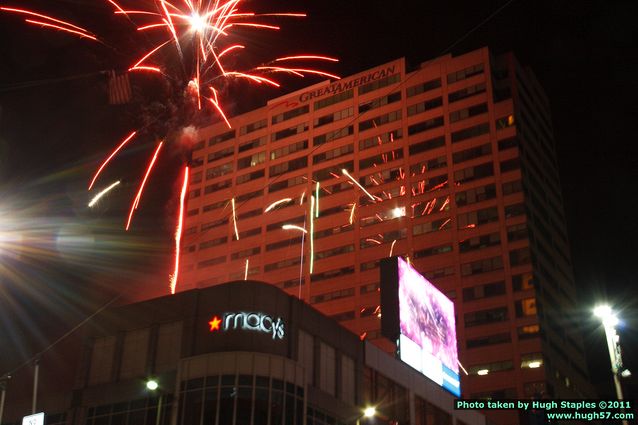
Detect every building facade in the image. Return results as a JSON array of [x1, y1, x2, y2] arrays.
[[179, 47, 594, 420], [0, 281, 486, 425]]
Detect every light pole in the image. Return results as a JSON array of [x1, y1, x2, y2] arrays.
[[146, 379, 163, 425], [594, 304, 630, 425]]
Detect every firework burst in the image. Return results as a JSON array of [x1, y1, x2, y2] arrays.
[[2, 0, 338, 293]]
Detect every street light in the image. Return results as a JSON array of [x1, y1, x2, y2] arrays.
[[363, 406, 376, 418], [594, 304, 630, 425], [146, 379, 163, 425]]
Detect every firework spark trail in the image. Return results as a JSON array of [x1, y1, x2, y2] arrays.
[[89, 131, 137, 190], [244, 258, 249, 280], [88, 181, 121, 207], [309, 195, 315, 274], [231, 197, 239, 240], [282, 224, 307, 233], [170, 166, 189, 294], [342, 169, 376, 201], [315, 182, 320, 218], [125, 141, 163, 231], [264, 197, 292, 212], [1, 7, 95, 35], [389, 239, 397, 257], [348, 203, 356, 225]]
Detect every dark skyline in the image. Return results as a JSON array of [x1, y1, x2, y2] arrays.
[[1, 0, 636, 398]]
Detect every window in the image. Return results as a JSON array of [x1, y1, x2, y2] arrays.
[[311, 287, 355, 304], [466, 332, 511, 349], [408, 136, 445, 155], [272, 105, 309, 124], [315, 244, 354, 260], [191, 157, 204, 168], [237, 208, 262, 220], [512, 273, 534, 291], [270, 140, 308, 160], [315, 223, 353, 239], [359, 148, 403, 170], [359, 229, 406, 249], [199, 236, 228, 250], [198, 255, 226, 268], [448, 82, 486, 103], [191, 171, 202, 184], [231, 246, 260, 260], [413, 217, 451, 235], [238, 226, 261, 239], [518, 324, 540, 339], [209, 129, 235, 145], [507, 223, 528, 242], [406, 78, 441, 97], [453, 162, 494, 184], [464, 306, 508, 327], [515, 298, 537, 317], [313, 126, 354, 146], [265, 236, 303, 252], [236, 189, 263, 202], [206, 162, 233, 179], [496, 114, 515, 129], [447, 63, 484, 84], [269, 157, 308, 177], [452, 143, 492, 164], [449, 103, 488, 122], [313, 144, 354, 165], [236, 169, 265, 184], [269, 174, 305, 193], [359, 128, 402, 150], [314, 106, 353, 127], [192, 140, 205, 151], [461, 255, 503, 276], [459, 232, 501, 253], [457, 206, 499, 228], [201, 217, 228, 231], [510, 247, 532, 266], [358, 73, 400, 95], [266, 215, 304, 231], [239, 118, 267, 135], [314, 89, 354, 110], [407, 116, 444, 135], [208, 146, 234, 163], [423, 266, 455, 280], [204, 179, 231, 194], [406, 97, 442, 116], [310, 266, 355, 282], [359, 110, 402, 132], [451, 122, 490, 143], [500, 158, 521, 172], [359, 91, 401, 113], [455, 183, 496, 206], [462, 281, 506, 301], [410, 156, 447, 174], [313, 160, 353, 182], [505, 203, 526, 218], [265, 257, 301, 272], [502, 179, 523, 195], [271, 122, 308, 141], [331, 311, 356, 321], [498, 137, 518, 151], [411, 173, 448, 194], [238, 135, 266, 153], [237, 151, 265, 169], [414, 244, 453, 258], [468, 360, 513, 375]]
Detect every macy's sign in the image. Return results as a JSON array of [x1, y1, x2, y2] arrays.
[[208, 311, 285, 340]]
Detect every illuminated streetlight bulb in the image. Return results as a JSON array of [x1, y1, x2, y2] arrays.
[[528, 361, 542, 369], [363, 407, 376, 418], [146, 379, 159, 391], [477, 369, 489, 376], [594, 305, 612, 319]]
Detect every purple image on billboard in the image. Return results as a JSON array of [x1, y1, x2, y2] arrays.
[[397, 257, 458, 374]]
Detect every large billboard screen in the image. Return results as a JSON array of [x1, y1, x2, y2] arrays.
[[381, 257, 460, 396]]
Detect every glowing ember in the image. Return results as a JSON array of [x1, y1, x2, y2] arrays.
[[88, 181, 121, 207], [169, 166, 189, 294]]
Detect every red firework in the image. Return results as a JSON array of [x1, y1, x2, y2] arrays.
[[2, 0, 338, 293]]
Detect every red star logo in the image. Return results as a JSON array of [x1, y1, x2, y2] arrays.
[[208, 316, 222, 332]]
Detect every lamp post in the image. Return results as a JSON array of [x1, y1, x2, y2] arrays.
[[146, 379, 163, 425], [594, 305, 629, 425]]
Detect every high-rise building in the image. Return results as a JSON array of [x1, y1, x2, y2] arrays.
[[180, 47, 594, 421]]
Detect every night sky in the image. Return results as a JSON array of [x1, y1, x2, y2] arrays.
[[1, 0, 636, 398]]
